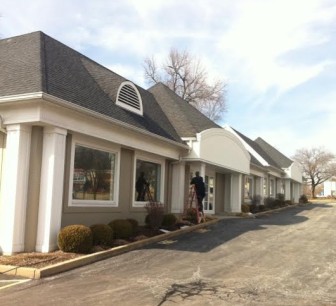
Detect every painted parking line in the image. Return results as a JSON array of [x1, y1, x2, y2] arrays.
[[0, 279, 31, 290]]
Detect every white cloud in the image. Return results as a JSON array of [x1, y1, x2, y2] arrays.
[[217, 0, 336, 94], [1, 0, 336, 156]]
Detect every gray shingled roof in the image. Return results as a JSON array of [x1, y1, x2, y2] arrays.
[[0, 31, 182, 144], [255, 137, 293, 168], [149, 83, 220, 138], [233, 128, 290, 170], [232, 129, 267, 168]]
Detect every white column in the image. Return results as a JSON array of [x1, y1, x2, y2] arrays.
[[171, 162, 185, 213], [284, 180, 291, 200], [230, 173, 242, 213], [0, 124, 31, 254], [293, 183, 300, 203], [255, 177, 264, 202], [36, 127, 67, 253], [200, 163, 206, 178]]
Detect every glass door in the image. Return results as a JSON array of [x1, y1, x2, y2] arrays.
[[204, 175, 215, 213]]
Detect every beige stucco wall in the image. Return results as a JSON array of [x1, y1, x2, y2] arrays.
[[61, 137, 174, 228], [215, 173, 225, 214]]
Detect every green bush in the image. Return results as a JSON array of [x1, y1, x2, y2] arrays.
[[299, 194, 308, 204], [249, 203, 258, 214], [109, 219, 133, 239], [241, 204, 250, 213], [285, 200, 293, 205], [264, 197, 276, 208], [126, 218, 139, 234], [145, 202, 165, 230], [162, 213, 177, 228], [57, 224, 93, 254], [259, 204, 266, 211], [90, 224, 113, 246]]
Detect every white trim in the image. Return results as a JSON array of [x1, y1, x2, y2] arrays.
[[132, 153, 165, 207], [116, 81, 143, 116], [68, 137, 120, 207]]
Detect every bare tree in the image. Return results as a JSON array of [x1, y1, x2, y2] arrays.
[[144, 49, 226, 122], [292, 147, 336, 198]]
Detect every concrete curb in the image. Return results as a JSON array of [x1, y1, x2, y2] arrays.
[[0, 218, 219, 280]]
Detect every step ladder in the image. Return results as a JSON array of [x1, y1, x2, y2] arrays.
[[184, 185, 205, 224]]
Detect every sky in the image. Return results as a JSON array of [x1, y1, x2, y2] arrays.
[[1, 0, 336, 157]]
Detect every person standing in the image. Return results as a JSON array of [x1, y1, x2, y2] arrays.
[[190, 171, 206, 214], [136, 172, 149, 201]]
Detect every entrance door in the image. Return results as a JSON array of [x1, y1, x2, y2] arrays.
[[204, 175, 215, 213]]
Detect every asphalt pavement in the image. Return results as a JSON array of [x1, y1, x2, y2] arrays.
[[0, 203, 335, 305]]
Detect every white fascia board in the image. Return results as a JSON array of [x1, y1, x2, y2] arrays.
[[224, 125, 269, 167], [42, 93, 189, 150], [0, 92, 189, 151], [0, 92, 43, 103], [182, 157, 250, 175]]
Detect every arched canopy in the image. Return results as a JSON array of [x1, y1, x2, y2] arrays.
[[185, 128, 250, 174]]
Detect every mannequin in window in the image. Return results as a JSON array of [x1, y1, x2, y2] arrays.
[[136, 172, 149, 201]]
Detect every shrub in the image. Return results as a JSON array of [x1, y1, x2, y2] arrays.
[[276, 193, 285, 202], [144, 214, 150, 226], [90, 224, 114, 246], [109, 219, 133, 239], [57, 224, 93, 254], [184, 207, 198, 224], [251, 194, 262, 206], [145, 202, 165, 230], [250, 203, 258, 214], [299, 194, 308, 204], [276, 193, 286, 206], [241, 204, 250, 213], [162, 213, 177, 228], [259, 204, 266, 211], [264, 197, 276, 209], [285, 200, 293, 205], [126, 218, 139, 234]]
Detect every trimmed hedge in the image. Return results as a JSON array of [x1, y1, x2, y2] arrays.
[[57, 224, 93, 254], [90, 224, 114, 246]]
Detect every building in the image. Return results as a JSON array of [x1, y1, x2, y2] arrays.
[[0, 32, 302, 255], [323, 177, 336, 197]]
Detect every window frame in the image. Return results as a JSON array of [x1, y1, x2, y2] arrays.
[[132, 154, 165, 207], [68, 138, 120, 207]]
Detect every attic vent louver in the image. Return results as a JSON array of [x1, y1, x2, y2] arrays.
[[116, 81, 143, 115]]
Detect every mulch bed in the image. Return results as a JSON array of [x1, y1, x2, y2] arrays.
[[0, 224, 189, 269]]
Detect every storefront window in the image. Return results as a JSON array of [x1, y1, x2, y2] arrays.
[[135, 160, 161, 202], [72, 145, 116, 202]]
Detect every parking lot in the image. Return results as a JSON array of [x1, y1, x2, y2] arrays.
[[1, 203, 335, 305]]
